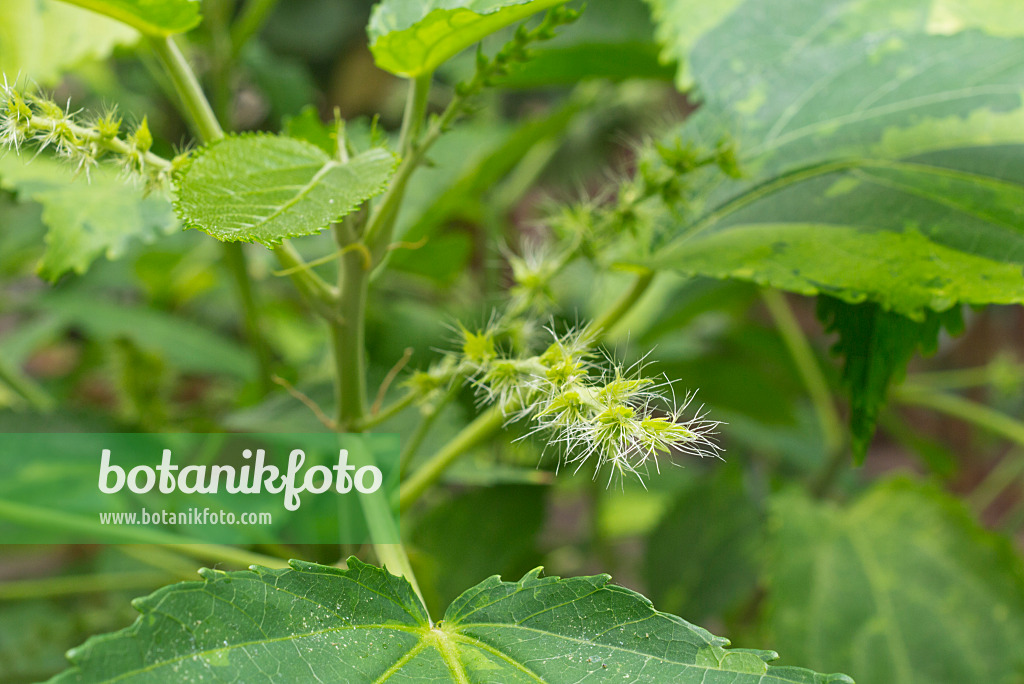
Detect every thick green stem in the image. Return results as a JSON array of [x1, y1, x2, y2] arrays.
[[761, 288, 845, 458], [148, 36, 224, 142], [364, 79, 466, 263]]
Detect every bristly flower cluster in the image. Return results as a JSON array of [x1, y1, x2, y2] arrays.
[[0, 76, 184, 191], [412, 322, 722, 485]]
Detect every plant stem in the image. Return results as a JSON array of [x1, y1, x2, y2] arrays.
[[273, 243, 340, 321], [0, 571, 173, 601], [399, 405, 506, 511], [332, 223, 370, 430], [397, 75, 432, 158], [400, 385, 459, 477], [224, 242, 273, 393], [163, 543, 291, 569], [117, 544, 210, 579], [148, 35, 276, 392], [0, 356, 53, 412], [0, 498, 288, 568], [967, 448, 1024, 514], [364, 79, 469, 263], [894, 387, 1024, 448], [354, 391, 419, 431], [904, 360, 1024, 391], [592, 269, 655, 334], [148, 36, 224, 142], [760, 288, 845, 459]]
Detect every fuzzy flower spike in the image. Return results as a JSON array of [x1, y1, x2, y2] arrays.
[[0, 77, 184, 190], [451, 324, 722, 485]]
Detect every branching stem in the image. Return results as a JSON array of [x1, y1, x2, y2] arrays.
[[399, 270, 659, 510]]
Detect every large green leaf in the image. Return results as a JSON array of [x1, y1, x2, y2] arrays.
[[817, 297, 963, 463], [644, 0, 1024, 317], [765, 479, 1024, 684], [0, 156, 178, 281], [174, 134, 396, 247], [0, 0, 137, 84], [53, 0, 200, 36], [644, 0, 1024, 89], [367, 0, 568, 77], [50, 558, 852, 683]]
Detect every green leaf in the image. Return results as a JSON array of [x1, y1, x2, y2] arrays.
[[765, 478, 1024, 684], [645, 0, 1024, 317], [817, 297, 963, 463], [367, 0, 568, 78], [0, 155, 178, 282], [644, 0, 1024, 89], [174, 134, 396, 247], [53, 0, 200, 36], [641, 0, 744, 89], [50, 558, 853, 683], [0, 0, 138, 84], [645, 466, 763, 623]]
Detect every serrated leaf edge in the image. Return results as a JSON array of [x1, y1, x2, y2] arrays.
[[172, 132, 397, 248]]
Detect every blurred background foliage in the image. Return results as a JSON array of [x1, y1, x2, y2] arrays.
[[1, 0, 1023, 682]]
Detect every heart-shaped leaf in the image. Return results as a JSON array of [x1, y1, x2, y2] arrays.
[[50, 558, 853, 683], [368, 0, 568, 77], [174, 134, 396, 247]]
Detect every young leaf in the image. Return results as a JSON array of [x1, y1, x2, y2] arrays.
[[816, 297, 963, 463], [0, 0, 137, 84], [644, 0, 1024, 318], [174, 134, 396, 247], [0, 156, 177, 282], [50, 558, 853, 683], [367, 0, 568, 77], [53, 0, 201, 36], [765, 479, 1024, 684]]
